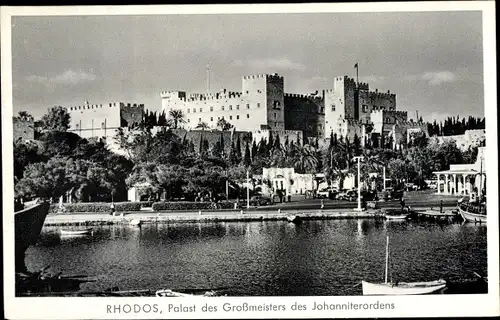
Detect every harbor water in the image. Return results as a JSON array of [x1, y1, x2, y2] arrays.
[[26, 220, 487, 296]]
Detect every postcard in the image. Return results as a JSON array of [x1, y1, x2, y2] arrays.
[[2, 2, 498, 319]]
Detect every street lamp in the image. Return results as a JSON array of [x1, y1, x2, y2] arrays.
[[246, 169, 250, 210], [353, 156, 364, 211]]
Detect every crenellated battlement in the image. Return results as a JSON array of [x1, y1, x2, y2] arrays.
[[284, 93, 323, 101], [369, 90, 396, 99], [67, 102, 144, 112], [242, 73, 284, 82], [371, 109, 407, 117]]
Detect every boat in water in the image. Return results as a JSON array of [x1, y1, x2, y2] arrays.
[[155, 289, 217, 297], [458, 202, 486, 223], [383, 209, 410, 221], [362, 236, 447, 295], [15, 201, 50, 273], [60, 228, 93, 236], [286, 215, 302, 223]]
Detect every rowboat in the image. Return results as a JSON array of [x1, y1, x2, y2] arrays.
[[60, 228, 93, 236], [155, 289, 217, 297], [459, 206, 486, 223], [129, 219, 142, 226], [383, 209, 409, 221], [15, 201, 50, 272], [286, 215, 302, 223], [362, 236, 446, 295], [362, 279, 447, 295]]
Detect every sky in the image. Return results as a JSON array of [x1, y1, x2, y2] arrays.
[[11, 11, 484, 122]]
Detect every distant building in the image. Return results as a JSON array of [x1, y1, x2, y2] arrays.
[[433, 147, 486, 196], [429, 129, 486, 152], [65, 101, 144, 139]]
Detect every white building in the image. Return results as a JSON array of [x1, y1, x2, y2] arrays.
[[433, 147, 486, 196]]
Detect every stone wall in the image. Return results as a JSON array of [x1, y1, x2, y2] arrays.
[[13, 117, 35, 141], [429, 129, 486, 152], [284, 94, 325, 139]]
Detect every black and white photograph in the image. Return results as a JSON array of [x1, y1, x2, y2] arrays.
[[2, 2, 498, 319]]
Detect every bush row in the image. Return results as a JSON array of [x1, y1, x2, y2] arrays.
[[151, 201, 234, 211], [48, 201, 235, 214], [49, 201, 151, 214]]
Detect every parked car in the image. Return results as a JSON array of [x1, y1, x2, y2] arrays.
[[428, 180, 438, 189], [337, 189, 357, 201], [361, 190, 379, 201], [317, 188, 330, 198], [405, 183, 418, 191], [381, 188, 404, 201], [249, 195, 272, 206]]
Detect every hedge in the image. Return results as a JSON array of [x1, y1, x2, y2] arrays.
[[49, 201, 150, 214], [151, 201, 234, 211]]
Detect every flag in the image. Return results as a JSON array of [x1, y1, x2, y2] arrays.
[[354, 63, 358, 68]]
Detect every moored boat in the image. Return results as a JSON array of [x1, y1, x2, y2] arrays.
[[60, 228, 93, 236], [459, 205, 486, 223], [362, 279, 447, 295], [362, 236, 447, 295], [155, 289, 217, 297], [286, 215, 302, 223], [129, 219, 142, 226], [383, 209, 409, 221], [15, 201, 50, 272]]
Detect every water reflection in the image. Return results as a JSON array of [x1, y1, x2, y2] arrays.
[[30, 219, 487, 296]]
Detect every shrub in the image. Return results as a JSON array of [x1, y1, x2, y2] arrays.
[[48, 202, 147, 214], [152, 200, 234, 211]]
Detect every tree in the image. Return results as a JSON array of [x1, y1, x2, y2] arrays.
[[16, 111, 34, 122], [41, 106, 70, 131], [158, 111, 167, 126], [155, 164, 186, 200], [353, 134, 362, 156], [243, 142, 251, 167], [167, 109, 186, 129], [15, 157, 76, 200], [216, 118, 233, 131], [195, 121, 210, 130], [14, 140, 41, 180]]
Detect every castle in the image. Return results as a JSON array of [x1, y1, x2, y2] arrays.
[[59, 73, 425, 149], [161, 73, 426, 148], [65, 101, 144, 139]]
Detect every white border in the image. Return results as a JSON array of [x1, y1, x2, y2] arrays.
[[2, 2, 498, 319]]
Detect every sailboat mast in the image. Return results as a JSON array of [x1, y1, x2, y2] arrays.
[[385, 235, 389, 284]]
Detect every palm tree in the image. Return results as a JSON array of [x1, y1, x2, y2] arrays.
[[292, 144, 318, 173], [167, 109, 186, 129], [195, 121, 210, 130], [17, 111, 34, 121], [217, 118, 233, 131]]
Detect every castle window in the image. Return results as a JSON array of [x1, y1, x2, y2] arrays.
[[230, 115, 233, 120], [199, 108, 202, 112], [109, 103, 112, 107], [199, 118, 201, 122], [229, 105, 233, 110], [362, 105, 368, 113], [210, 106, 213, 112], [246, 90, 249, 94], [193, 108, 196, 113], [246, 104, 250, 109], [101, 122, 105, 129], [236, 105, 240, 110], [257, 103, 260, 108], [274, 112, 277, 119], [321, 107, 324, 113], [237, 115, 240, 120], [332, 105, 336, 112], [211, 117, 213, 121], [247, 114, 250, 119], [76, 123, 79, 129], [221, 106, 225, 111], [257, 90, 262, 93], [187, 108, 190, 113], [222, 116, 224, 120], [188, 119, 190, 123]]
